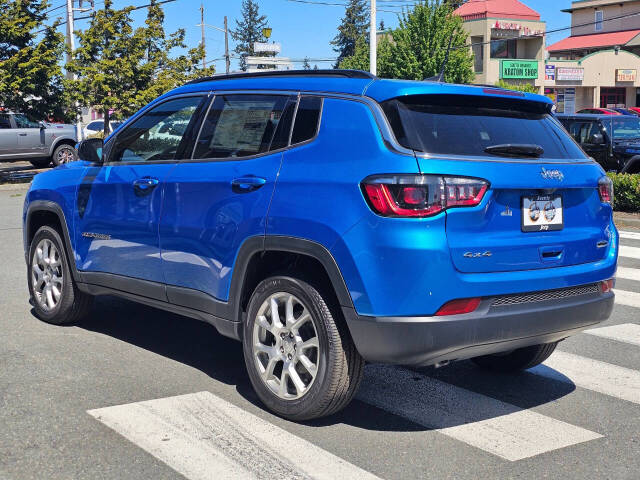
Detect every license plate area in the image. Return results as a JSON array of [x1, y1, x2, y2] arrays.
[[521, 195, 563, 232]]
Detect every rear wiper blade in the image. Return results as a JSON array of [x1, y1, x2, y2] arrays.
[[484, 144, 544, 158]]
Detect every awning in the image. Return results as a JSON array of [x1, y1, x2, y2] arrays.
[[547, 29, 640, 52]]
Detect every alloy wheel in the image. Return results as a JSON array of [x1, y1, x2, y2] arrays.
[[31, 238, 63, 311], [252, 292, 319, 400], [57, 147, 75, 164]]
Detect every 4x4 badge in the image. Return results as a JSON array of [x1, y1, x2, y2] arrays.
[[540, 167, 564, 181], [500, 205, 513, 217]]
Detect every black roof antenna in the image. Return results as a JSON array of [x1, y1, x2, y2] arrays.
[[425, 30, 454, 82]]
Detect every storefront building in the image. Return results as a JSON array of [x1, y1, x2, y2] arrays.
[[454, 0, 546, 91], [546, 0, 640, 112]]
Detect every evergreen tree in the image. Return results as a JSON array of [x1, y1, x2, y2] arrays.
[[302, 57, 311, 70], [379, 19, 385, 31], [313, 64, 319, 70], [331, 0, 368, 68], [68, 0, 212, 135], [0, 0, 68, 120], [231, 0, 271, 71]]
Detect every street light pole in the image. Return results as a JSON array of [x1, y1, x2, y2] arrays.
[[224, 16, 230, 74], [65, 0, 83, 141], [370, 0, 376, 76], [200, 3, 206, 69]]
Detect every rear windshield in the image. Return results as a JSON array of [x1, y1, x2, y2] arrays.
[[382, 95, 586, 160]]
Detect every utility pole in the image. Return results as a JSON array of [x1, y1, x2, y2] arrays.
[[65, 0, 83, 141], [200, 3, 206, 69], [369, 0, 376, 76], [224, 16, 230, 74]]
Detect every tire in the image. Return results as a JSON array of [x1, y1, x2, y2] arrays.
[[29, 158, 51, 168], [243, 276, 364, 421], [51, 144, 77, 167], [470, 342, 558, 373], [27, 225, 92, 325]]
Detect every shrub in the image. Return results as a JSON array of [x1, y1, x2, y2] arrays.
[[607, 172, 640, 212]]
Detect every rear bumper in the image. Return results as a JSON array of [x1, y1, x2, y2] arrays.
[[343, 288, 614, 367]]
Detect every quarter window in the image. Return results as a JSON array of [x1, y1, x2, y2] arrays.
[[194, 94, 291, 159], [291, 96, 322, 144], [109, 96, 203, 163], [13, 114, 39, 128]]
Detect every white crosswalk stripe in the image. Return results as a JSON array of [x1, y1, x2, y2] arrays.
[[585, 323, 640, 347], [619, 245, 640, 260], [619, 230, 640, 241], [532, 351, 640, 405], [614, 289, 640, 308], [616, 266, 640, 282], [88, 391, 382, 480], [356, 365, 602, 461]]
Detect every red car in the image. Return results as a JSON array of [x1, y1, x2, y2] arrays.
[[577, 108, 621, 115], [629, 107, 640, 115]]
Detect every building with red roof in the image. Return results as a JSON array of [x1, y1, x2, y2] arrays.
[[544, 0, 640, 112], [453, 0, 546, 92]]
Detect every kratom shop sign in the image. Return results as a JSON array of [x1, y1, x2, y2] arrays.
[[501, 60, 538, 79]]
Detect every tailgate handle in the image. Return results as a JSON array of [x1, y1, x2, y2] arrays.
[[539, 246, 564, 261]]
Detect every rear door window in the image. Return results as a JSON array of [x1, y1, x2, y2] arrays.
[[382, 95, 586, 160], [194, 94, 292, 159], [0, 114, 11, 129]]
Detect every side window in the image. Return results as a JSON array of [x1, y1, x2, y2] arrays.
[[595, 10, 603, 32], [291, 96, 322, 145], [13, 114, 39, 128], [194, 94, 291, 159], [109, 96, 204, 163], [0, 114, 11, 129]]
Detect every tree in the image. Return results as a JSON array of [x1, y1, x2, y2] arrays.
[[340, 1, 474, 83], [302, 57, 311, 70], [331, 0, 368, 68], [68, 0, 212, 135], [231, 0, 271, 71], [379, 19, 385, 31], [0, 0, 68, 121], [131, 0, 213, 107]]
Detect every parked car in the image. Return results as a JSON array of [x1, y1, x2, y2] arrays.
[[629, 107, 640, 115], [83, 119, 123, 138], [23, 70, 617, 421], [611, 108, 639, 116], [0, 111, 77, 167], [577, 108, 621, 115], [557, 113, 640, 173]]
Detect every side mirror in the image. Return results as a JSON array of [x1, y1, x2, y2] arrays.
[[77, 137, 104, 163], [589, 133, 605, 145]]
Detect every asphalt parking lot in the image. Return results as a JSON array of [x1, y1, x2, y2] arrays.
[[1, 184, 640, 480]]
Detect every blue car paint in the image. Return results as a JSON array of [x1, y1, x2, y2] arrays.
[[24, 75, 617, 321]]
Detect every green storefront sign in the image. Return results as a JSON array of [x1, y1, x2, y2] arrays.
[[501, 60, 538, 79]]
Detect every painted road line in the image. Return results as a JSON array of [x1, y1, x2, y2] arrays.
[[88, 391, 381, 480], [357, 365, 601, 462], [534, 351, 640, 405], [585, 323, 640, 347], [617, 267, 640, 283], [614, 289, 640, 309], [619, 245, 640, 260], [619, 231, 640, 241]]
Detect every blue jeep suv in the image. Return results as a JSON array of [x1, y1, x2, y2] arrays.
[[23, 70, 618, 420]]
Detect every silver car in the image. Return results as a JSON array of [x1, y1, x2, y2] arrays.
[[0, 112, 78, 168]]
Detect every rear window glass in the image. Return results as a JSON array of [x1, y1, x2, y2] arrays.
[[291, 96, 322, 145], [382, 95, 586, 160]]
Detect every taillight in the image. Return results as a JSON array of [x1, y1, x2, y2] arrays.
[[598, 176, 614, 205], [435, 297, 481, 316], [362, 175, 488, 218]]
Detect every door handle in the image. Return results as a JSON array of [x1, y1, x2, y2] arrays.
[[133, 177, 159, 196], [231, 176, 267, 193], [18, 133, 27, 136]]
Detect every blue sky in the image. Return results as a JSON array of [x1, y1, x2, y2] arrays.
[[58, 0, 577, 72]]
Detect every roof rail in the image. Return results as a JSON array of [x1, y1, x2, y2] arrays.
[[185, 69, 376, 85]]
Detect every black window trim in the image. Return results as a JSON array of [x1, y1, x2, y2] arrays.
[[187, 91, 324, 163], [103, 92, 211, 166]]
